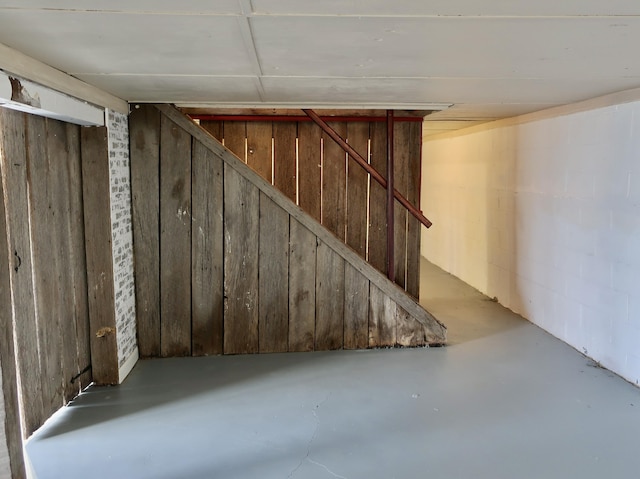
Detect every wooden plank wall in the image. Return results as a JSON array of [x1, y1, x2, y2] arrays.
[[200, 117, 422, 298], [0, 108, 93, 459], [131, 105, 445, 359]]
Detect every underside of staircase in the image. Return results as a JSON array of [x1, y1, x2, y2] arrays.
[[129, 104, 446, 358]]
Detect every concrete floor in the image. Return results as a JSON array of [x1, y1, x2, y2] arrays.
[[25, 260, 640, 479]]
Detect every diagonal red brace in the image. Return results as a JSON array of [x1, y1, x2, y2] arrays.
[[302, 109, 432, 229]]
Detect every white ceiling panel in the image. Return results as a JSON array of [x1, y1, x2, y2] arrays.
[[0, 11, 253, 75], [1, 1, 640, 135], [0, 1, 242, 14], [251, 16, 640, 78], [74, 75, 262, 103], [252, 0, 640, 16], [261, 77, 640, 105]]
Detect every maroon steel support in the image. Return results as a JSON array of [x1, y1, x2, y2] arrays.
[[302, 109, 432, 229], [386, 110, 395, 282]]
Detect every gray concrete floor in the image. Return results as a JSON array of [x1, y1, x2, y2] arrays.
[[26, 260, 640, 478]]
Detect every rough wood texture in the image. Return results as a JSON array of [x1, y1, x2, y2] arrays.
[[322, 122, 347, 240], [344, 263, 369, 350], [0, 133, 26, 478], [405, 121, 422, 299], [297, 121, 322, 222], [65, 123, 92, 391], [368, 121, 388, 274], [160, 115, 192, 357], [191, 140, 224, 356], [200, 120, 222, 142], [27, 116, 63, 418], [1, 108, 45, 434], [259, 195, 289, 353], [136, 105, 446, 359], [288, 219, 316, 352], [223, 165, 259, 354], [81, 126, 119, 385], [273, 122, 297, 202], [246, 122, 272, 183], [393, 123, 409, 290], [346, 122, 369, 257], [315, 240, 345, 350], [397, 306, 427, 347], [130, 104, 161, 357], [369, 284, 396, 347], [222, 121, 245, 160]]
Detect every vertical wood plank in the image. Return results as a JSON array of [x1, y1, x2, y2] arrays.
[[273, 122, 297, 202], [344, 263, 369, 350], [405, 121, 422, 298], [346, 122, 369, 258], [288, 219, 316, 352], [246, 122, 272, 183], [259, 194, 289, 353], [0, 108, 45, 434], [222, 121, 246, 160], [191, 139, 224, 356], [393, 122, 409, 290], [368, 122, 387, 275], [200, 120, 223, 142], [129, 104, 161, 357], [315, 240, 344, 350], [396, 306, 427, 347], [25, 115, 63, 419], [49, 119, 80, 404], [223, 165, 259, 354], [65, 123, 92, 390], [0, 130, 26, 478], [368, 284, 396, 347], [160, 115, 192, 357], [81, 126, 119, 385], [322, 122, 347, 240], [297, 121, 322, 222]]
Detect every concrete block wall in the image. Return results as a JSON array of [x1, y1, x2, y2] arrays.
[[421, 100, 640, 385]]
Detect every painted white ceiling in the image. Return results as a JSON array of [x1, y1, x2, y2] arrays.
[[1, 1, 640, 134]]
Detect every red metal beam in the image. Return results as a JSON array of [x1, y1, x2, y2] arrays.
[[302, 109, 432, 230], [386, 110, 395, 282]]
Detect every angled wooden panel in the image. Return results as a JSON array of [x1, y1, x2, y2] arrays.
[[246, 122, 272, 183], [129, 104, 161, 357], [223, 164, 259, 354], [288, 219, 316, 352], [25, 115, 63, 419], [396, 305, 427, 347], [369, 284, 396, 347], [344, 263, 369, 350], [259, 194, 289, 353], [222, 121, 246, 160], [0, 132, 26, 478], [81, 126, 119, 386], [273, 122, 297, 202], [160, 115, 192, 357], [297, 121, 322, 222], [200, 120, 223, 142], [65, 123, 92, 391], [322, 122, 347, 240], [405, 121, 422, 299], [393, 123, 409, 290], [346, 122, 369, 258], [315, 240, 345, 350], [368, 121, 387, 275], [192, 139, 224, 356], [0, 108, 45, 434]]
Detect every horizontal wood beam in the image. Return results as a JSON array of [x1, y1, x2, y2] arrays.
[[0, 42, 128, 114]]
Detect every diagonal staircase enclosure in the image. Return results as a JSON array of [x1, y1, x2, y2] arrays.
[[130, 104, 446, 358]]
